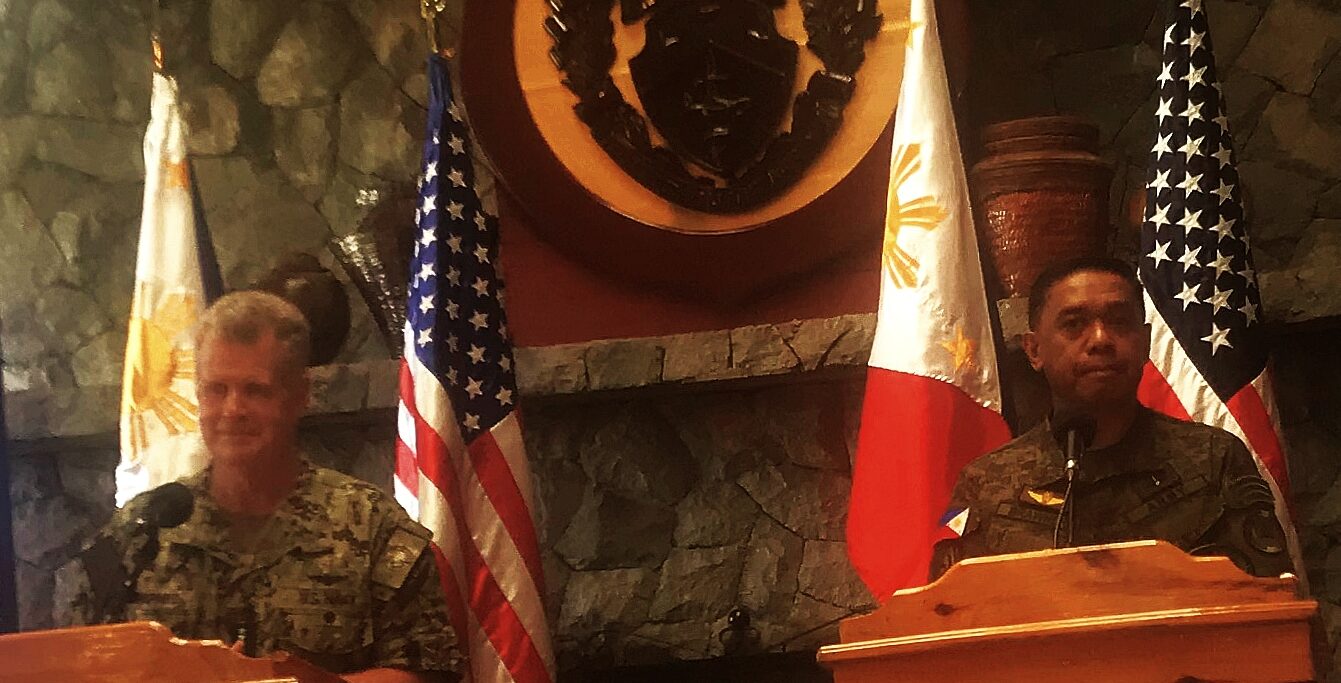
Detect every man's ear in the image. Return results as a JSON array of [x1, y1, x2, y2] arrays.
[[1022, 331, 1044, 372], [1140, 321, 1152, 358]]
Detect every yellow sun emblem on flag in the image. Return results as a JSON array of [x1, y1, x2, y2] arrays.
[[122, 290, 200, 461], [884, 144, 948, 288], [164, 159, 191, 191], [940, 324, 978, 376]]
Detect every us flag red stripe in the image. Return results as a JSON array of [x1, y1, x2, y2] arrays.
[[395, 54, 555, 683], [1136, 0, 1300, 569]]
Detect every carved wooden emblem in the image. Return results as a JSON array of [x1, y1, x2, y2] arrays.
[[459, 0, 915, 300], [546, 0, 880, 213]]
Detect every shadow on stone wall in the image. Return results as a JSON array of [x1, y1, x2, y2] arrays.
[[524, 378, 874, 671]]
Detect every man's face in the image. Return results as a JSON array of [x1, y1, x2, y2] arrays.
[[196, 331, 307, 469], [1023, 270, 1150, 411]]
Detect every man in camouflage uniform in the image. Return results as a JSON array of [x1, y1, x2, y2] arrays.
[[930, 258, 1290, 581], [55, 291, 460, 682]]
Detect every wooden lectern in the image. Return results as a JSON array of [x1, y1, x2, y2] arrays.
[[817, 541, 1317, 682], [0, 621, 346, 682]]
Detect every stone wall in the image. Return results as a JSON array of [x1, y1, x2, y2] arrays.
[[968, 0, 1341, 319], [0, 0, 466, 437], [3, 0, 1341, 678], [11, 372, 878, 671], [9, 312, 883, 672]]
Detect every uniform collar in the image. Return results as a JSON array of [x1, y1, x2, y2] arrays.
[[158, 456, 324, 566], [1027, 407, 1165, 486]]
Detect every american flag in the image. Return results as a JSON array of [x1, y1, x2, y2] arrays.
[[395, 54, 555, 683], [1137, 0, 1299, 564]]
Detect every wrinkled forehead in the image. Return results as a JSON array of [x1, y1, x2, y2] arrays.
[[1040, 271, 1143, 319], [196, 331, 292, 383]]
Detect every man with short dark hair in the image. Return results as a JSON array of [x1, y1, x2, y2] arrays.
[[56, 291, 461, 683], [929, 257, 1291, 580]]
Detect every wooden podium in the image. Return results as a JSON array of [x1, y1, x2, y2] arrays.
[[817, 541, 1317, 682], [0, 621, 346, 682]]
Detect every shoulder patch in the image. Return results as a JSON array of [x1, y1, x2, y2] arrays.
[[939, 507, 971, 537], [372, 526, 431, 590]]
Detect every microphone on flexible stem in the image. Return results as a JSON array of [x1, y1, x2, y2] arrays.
[[86, 482, 195, 624], [135, 481, 195, 529], [1051, 414, 1096, 549]]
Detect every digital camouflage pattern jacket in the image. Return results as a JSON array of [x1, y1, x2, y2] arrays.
[[55, 458, 461, 677], [930, 408, 1291, 582]]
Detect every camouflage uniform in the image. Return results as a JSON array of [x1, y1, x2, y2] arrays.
[[930, 408, 1290, 581], [54, 458, 461, 677]]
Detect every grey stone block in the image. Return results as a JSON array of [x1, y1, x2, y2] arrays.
[[1237, 0, 1341, 95], [0, 191, 64, 322], [554, 488, 675, 570], [0, 116, 34, 186], [337, 62, 420, 183], [515, 344, 588, 396], [737, 514, 803, 617], [28, 40, 115, 120], [1050, 43, 1161, 145], [647, 546, 743, 623], [579, 406, 696, 505], [183, 83, 240, 156], [1246, 93, 1341, 179], [738, 462, 849, 541], [661, 330, 731, 383], [32, 118, 143, 182], [274, 104, 336, 201], [673, 481, 757, 548], [798, 540, 875, 611], [730, 324, 800, 376], [192, 156, 332, 287], [557, 568, 655, 639], [1221, 68, 1279, 142], [71, 330, 126, 388], [1206, 0, 1264, 66], [209, 0, 287, 81], [256, 2, 360, 107], [585, 339, 663, 391]]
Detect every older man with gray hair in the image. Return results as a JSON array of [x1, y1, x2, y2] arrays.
[[57, 291, 461, 683]]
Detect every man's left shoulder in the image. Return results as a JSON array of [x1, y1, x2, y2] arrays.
[[306, 464, 388, 499], [1148, 411, 1246, 454], [306, 465, 433, 536]]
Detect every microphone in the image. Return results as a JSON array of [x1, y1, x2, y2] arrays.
[[1051, 414, 1097, 482], [86, 482, 195, 623], [1051, 413, 1096, 549], [135, 482, 195, 530]]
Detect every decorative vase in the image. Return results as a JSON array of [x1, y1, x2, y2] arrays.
[[969, 116, 1114, 298], [328, 184, 417, 358]]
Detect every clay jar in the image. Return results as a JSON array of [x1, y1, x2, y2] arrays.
[[969, 116, 1113, 298]]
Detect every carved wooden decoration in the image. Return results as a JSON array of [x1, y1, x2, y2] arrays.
[[460, 0, 931, 301], [544, 0, 881, 214]]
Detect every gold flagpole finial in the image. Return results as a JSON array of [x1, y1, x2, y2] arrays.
[[152, 34, 164, 72], [421, 0, 454, 59]]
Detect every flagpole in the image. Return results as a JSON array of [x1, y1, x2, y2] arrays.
[[420, 0, 454, 59], [0, 320, 17, 633]]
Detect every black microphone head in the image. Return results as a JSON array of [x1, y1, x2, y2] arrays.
[[1051, 413, 1097, 452], [143, 482, 195, 529]]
